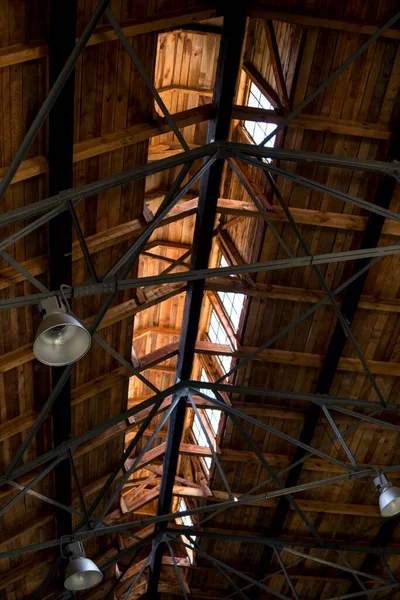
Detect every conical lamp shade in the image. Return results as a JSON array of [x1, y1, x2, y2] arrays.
[[64, 556, 103, 591], [379, 485, 400, 517], [34, 312, 91, 366]]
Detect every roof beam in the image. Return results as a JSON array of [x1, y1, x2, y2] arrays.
[[262, 20, 290, 108], [0, 104, 211, 187], [5, 335, 400, 377], [121, 483, 381, 518], [232, 106, 393, 139], [47, 0, 76, 543], [139, 339, 400, 377], [248, 4, 400, 40], [206, 278, 400, 312], [243, 60, 284, 111], [0, 8, 217, 69], [148, 7, 247, 596]]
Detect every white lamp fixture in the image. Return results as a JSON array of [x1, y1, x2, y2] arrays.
[[374, 474, 400, 517], [33, 296, 91, 366], [64, 541, 103, 591]]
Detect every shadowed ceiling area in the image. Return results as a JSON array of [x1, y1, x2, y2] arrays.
[[0, 1, 400, 599]]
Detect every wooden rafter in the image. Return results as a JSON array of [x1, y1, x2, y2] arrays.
[[243, 60, 284, 111], [262, 20, 290, 108]]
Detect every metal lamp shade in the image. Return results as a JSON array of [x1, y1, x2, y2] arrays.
[[379, 485, 400, 517], [64, 556, 103, 591], [33, 312, 91, 366]]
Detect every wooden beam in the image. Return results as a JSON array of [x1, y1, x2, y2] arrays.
[[229, 159, 273, 210], [74, 106, 210, 163], [194, 340, 400, 377], [217, 226, 256, 287], [158, 85, 213, 97], [206, 277, 400, 313], [134, 484, 380, 517], [0, 105, 211, 188], [7, 193, 400, 295], [243, 61, 284, 111], [138, 338, 400, 377], [248, 4, 400, 40], [0, 8, 217, 68], [232, 105, 393, 140], [262, 20, 290, 108]]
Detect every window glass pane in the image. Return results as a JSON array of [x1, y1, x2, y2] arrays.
[[216, 255, 245, 333], [248, 92, 259, 108], [244, 81, 276, 152], [259, 93, 273, 110]]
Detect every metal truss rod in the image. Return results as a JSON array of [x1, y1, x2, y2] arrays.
[[166, 541, 191, 600], [321, 405, 359, 467], [185, 391, 371, 472], [0, 457, 61, 518], [4, 479, 84, 517], [239, 154, 400, 225], [213, 242, 400, 387], [221, 557, 306, 600], [79, 394, 167, 527], [277, 548, 389, 585], [188, 393, 234, 500], [223, 393, 324, 544], [165, 529, 400, 557], [106, 8, 190, 153], [92, 392, 183, 527], [69, 450, 91, 530], [225, 142, 400, 176], [188, 382, 400, 412], [105, 157, 211, 278], [188, 538, 250, 600], [93, 332, 160, 394], [228, 158, 292, 256], [257, 9, 400, 145], [262, 166, 387, 409], [68, 201, 99, 282], [0, 0, 112, 203], [327, 584, 400, 600], [4, 363, 75, 480], [168, 534, 294, 600], [0, 250, 48, 292], [103, 546, 146, 600], [122, 551, 153, 600], [5, 513, 400, 563], [0, 143, 215, 229], [1, 384, 180, 485], [3, 243, 400, 311], [273, 548, 299, 600]]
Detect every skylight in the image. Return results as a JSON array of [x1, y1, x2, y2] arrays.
[[207, 309, 233, 374], [199, 368, 221, 436], [244, 81, 276, 147], [177, 497, 195, 562], [192, 413, 212, 470], [217, 256, 245, 331]]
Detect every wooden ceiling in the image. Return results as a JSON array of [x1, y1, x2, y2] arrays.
[[0, 1, 400, 599]]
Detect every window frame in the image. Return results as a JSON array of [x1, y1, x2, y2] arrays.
[[243, 80, 278, 156]]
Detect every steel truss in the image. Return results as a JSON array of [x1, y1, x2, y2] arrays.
[[0, 3, 399, 600]]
